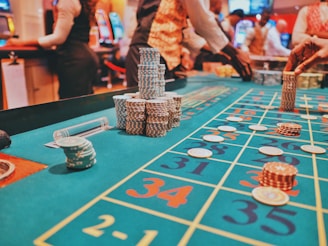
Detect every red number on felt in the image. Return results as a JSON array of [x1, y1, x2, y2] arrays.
[[126, 177, 193, 208], [239, 170, 262, 188], [223, 133, 239, 141], [244, 110, 256, 115], [127, 178, 164, 198], [157, 186, 193, 208]]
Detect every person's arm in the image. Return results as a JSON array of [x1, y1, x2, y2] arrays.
[[267, 29, 291, 56], [38, 0, 81, 48], [292, 6, 310, 47], [307, 30, 328, 39], [182, 0, 252, 81], [240, 28, 254, 53], [5, 0, 81, 48], [183, 0, 229, 53], [182, 20, 207, 57], [285, 37, 328, 75]]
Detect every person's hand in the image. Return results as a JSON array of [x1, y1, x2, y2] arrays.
[[5, 38, 21, 46], [285, 37, 328, 75], [5, 38, 25, 47], [221, 44, 253, 81]]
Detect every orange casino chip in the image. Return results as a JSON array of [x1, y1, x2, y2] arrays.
[[259, 162, 298, 191]]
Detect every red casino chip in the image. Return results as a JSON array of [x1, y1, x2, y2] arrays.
[[259, 162, 298, 191]]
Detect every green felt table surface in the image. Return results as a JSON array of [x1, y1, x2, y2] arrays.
[[0, 74, 328, 246]]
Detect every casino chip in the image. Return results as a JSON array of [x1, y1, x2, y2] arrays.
[[322, 114, 328, 119], [249, 125, 268, 131], [280, 72, 296, 112], [275, 122, 302, 136], [259, 161, 298, 191], [217, 126, 236, 132], [299, 104, 313, 109], [187, 148, 213, 158], [226, 116, 243, 122], [202, 134, 224, 143], [260, 105, 276, 110], [0, 159, 15, 180], [300, 145, 326, 154], [252, 186, 289, 206], [300, 115, 317, 120], [259, 146, 283, 156], [56, 136, 96, 169]]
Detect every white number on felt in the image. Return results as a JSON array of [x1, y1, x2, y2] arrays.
[[137, 230, 158, 246], [82, 214, 115, 237], [82, 214, 158, 245]]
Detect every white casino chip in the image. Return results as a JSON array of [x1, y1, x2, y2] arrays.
[[187, 148, 213, 158], [202, 135, 224, 143]]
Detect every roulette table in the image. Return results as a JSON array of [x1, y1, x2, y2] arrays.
[[0, 74, 327, 245]]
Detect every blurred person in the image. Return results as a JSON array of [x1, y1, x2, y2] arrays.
[[125, 0, 252, 87], [182, 0, 231, 70], [292, 0, 328, 47], [5, 0, 99, 99], [221, 9, 245, 43], [285, 37, 328, 75], [241, 8, 272, 55], [266, 19, 291, 57]]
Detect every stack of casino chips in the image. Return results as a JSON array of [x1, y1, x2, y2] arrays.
[[113, 95, 131, 129], [171, 94, 183, 127], [276, 122, 302, 136], [155, 96, 175, 131], [56, 136, 96, 170], [138, 48, 165, 99], [259, 162, 298, 191], [157, 64, 166, 97], [125, 98, 146, 135], [145, 99, 169, 137], [280, 71, 297, 112]]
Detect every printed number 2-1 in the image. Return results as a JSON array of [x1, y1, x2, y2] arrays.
[[83, 214, 158, 245]]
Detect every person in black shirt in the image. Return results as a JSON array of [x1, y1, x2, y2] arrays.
[[6, 0, 99, 99]]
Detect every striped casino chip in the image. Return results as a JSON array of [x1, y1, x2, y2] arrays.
[[56, 136, 96, 170], [138, 48, 165, 100], [154, 97, 175, 130], [275, 122, 302, 136], [263, 162, 298, 177], [113, 95, 132, 130], [125, 98, 147, 135], [259, 162, 298, 191], [259, 180, 293, 191], [139, 47, 160, 64], [280, 72, 296, 112]]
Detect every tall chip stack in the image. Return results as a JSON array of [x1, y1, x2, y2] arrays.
[[113, 47, 183, 137], [155, 96, 175, 131], [158, 64, 166, 97], [138, 48, 165, 99], [113, 95, 131, 129], [125, 98, 146, 135], [172, 94, 183, 127], [145, 99, 169, 137], [280, 71, 297, 112]]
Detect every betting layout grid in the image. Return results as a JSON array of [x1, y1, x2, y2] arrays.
[[34, 86, 328, 246]]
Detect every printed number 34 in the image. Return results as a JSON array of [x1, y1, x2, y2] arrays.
[[126, 177, 193, 208]]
